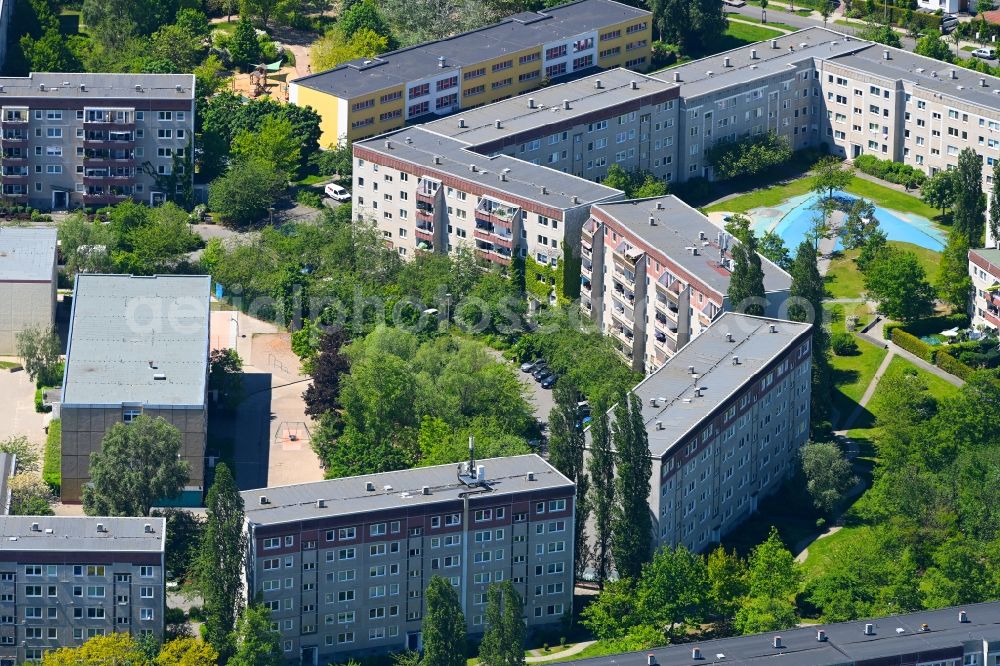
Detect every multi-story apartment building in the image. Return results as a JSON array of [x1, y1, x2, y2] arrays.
[[290, 0, 652, 146], [421, 68, 679, 184], [969, 247, 1000, 331], [565, 601, 1000, 666], [353, 127, 622, 301], [60, 274, 210, 505], [0, 516, 166, 664], [587, 313, 811, 554], [582, 196, 792, 373], [241, 454, 575, 665], [0, 73, 194, 211], [0, 227, 57, 356]]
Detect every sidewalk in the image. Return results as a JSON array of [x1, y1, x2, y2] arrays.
[[526, 642, 597, 663], [859, 317, 965, 387]]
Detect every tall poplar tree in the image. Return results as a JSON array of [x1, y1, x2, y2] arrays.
[[587, 399, 615, 587], [728, 235, 766, 316], [990, 159, 1000, 247], [422, 576, 466, 666], [195, 463, 247, 661], [953, 147, 985, 247], [610, 392, 652, 582], [548, 380, 591, 581], [788, 240, 832, 435], [478, 581, 525, 666]]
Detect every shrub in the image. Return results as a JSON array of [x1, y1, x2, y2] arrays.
[[831, 332, 859, 356], [33, 387, 51, 413], [42, 419, 60, 494], [295, 188, 324, 209], [892, 328, 936, 362], [936, 350, 974, 380], [853, 154, 927, 188], [883, 313, 969, 339]]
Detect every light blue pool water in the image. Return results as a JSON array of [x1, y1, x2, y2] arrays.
[[748, 191, 946, 252]]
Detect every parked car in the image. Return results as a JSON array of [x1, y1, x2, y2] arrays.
[[722, 0, 746, 6], [520, 358, 543, 373], [535, 369, 554, 384], [973, 48, 997, 60], [324, 183, 351, 201], [540, 374, 557, 389], [531, 364, 550, 381], [941, 14, 958, 33]]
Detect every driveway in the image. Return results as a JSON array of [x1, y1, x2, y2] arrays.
[[0, 363, 49, 450]]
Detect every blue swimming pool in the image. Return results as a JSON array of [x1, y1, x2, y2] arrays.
[[748, 191, 946, 252]]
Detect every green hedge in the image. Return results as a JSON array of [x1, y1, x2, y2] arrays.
[[935, 350, 974, 381], [883, 313, 969, 340], [853, 154, 927, 188], [892, 328, 936, 363], [43, 419, 61, 494]]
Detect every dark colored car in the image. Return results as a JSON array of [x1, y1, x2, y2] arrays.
[[535, 369, 554, 384], [531, 365, 550, 381], [540, 374, 557, 389]]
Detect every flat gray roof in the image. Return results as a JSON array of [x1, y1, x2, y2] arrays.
[[424, 69, 675, 146], [564, 601, 1000, 666], [830, 43, 1000, 114], [243, 454, 573, 527], [588, 313, 810, 458], [592, 196, 791, 295], [292, 0, 649, 99], [662, 27, 868, 99], [0, 516, 165, 553], [0, 227, 56, 282], [62, 275, 210, 408], [0, 73, 194, 100], [357, 127, 622, 209]]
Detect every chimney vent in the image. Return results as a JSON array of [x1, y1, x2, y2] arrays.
[[981, 78, 988, 87], [726, 332, 733, 342], [630, 80, 638, 90], [144, 523, 153, 533], [384, 485, 393, 491], [30, 522, 39, 532], [459, 118, 466, 128], [258, 496, 268, 505], [656, 201, 664, 210], [771, 38, 778, 49], [959, 610, 969, 623], [655, 421, 664, 431], [563, 99, 571, 110], [365, 481, 376, 491], [647, 654, 656, 666], [80, 84, 86, 92], [572, 195, 579, 204], [135, 84, 142, 92], [724, 56, 731, 67], [817, 630, 827, 642], [529, 98, 536, 108], [733, 356, 741, 365], [751, 49, 758, 60], [476, 465, 486, 482], [883, 49, 890, 60], [650, 398, 659, 407], [595, 79, 603, 89], [691, 647, 702, 660], [495, 120, 502, 129], [422, 485, 431, 495], [470, 164, 478, 173], [500, 172, 507, 182], [649, 216, 656, 226], [688, 365, 696, 374], [769, 324, 777, 333], [950, 68, 957, 79], [96, 523, 106, 533], [540, 185, 548, 195], [773, 636, 783, 649], [920, 624, 930, 632], [864, 623, 875, 636], [434, 155, 442, 164], [673, 72, 680, 82], [526, 472, 535, 481], [438, 56, 446, 68], [385, 140, 392, 150]]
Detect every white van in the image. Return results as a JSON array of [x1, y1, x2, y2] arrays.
[[324, 183, 350, 201]]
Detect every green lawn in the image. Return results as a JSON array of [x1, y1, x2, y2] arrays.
[[827, 304, 888, 425], [746, 0, 814, 15], [722, 20, 785, 45], [843, 178, 941, 222], [0, 361, 20, 370], [825, 241, 940, 300], [869, 355, 960, 411], [726, 13, 797, 32], [704, 175, 818, 213], [800, 524, 872, 581]]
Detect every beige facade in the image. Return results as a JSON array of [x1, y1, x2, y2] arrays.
[[0, 227, 57, 355], [0, 73, 194, 211]]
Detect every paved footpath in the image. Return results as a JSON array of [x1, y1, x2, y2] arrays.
[[526, 642, 597, 663]]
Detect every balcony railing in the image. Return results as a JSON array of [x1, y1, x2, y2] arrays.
[[83, 193, 130, 205]]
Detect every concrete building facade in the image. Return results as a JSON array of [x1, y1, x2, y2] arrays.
[[353, 127, 623, 301], [290, 0, 652, 146], [969, 247, 1000, 331], [0, 73, 194, 211], [581, 196, 792, 373], [60, 274, 210, 504], [241, 455, 575, 665], [588, 313, 812, 555], [0, 227, 57, 355], [0, 516, 165, 664]]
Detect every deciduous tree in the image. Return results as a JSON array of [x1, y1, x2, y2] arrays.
[[479, 581, 525, 666], [706, 547, 747, 621], [864, 246, 936, 321], [587, 399, 615, 586], [953, 147, 986, 246], [759, 231, 792, 270], [42, 632, 146, 666], [82, 415, 189, 517], [15, 325, 61, 386], [302, 330, 350, 417], [208, 158, 287, 228], [422, 576, 467, 666], [229, 604, 282, 666], [914, 32, 953, 62], [635, 545, 709, 640], [800, 441, 857, 514], [812, 157, 853, 200], [841, 199, 878, 250], [195, 463, 246, 660], [727, 234, 766, 316], [549, 380, 590, 580], [155, 638, 220, 666], [0, 435, 40, 474], [611, 392, 652, 582], [922, 169, 957, 217], [229, 15, 261, 70], [231, 116, 303, 179]]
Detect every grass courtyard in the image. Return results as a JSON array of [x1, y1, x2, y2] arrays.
[[825, 241, 940, 300]]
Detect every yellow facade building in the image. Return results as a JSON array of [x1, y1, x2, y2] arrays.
[[289, 0, 652, 147]]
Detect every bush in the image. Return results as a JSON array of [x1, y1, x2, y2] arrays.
[[892, 328, 936, 362], [831, 332, 859, 356], [33, 387, 51, 413], [883, 313, 969, 339], [936, 350, 974, 380], [295, 188, 324, 209], [42, 419, 60, 494], [853, 154, 927, 189]]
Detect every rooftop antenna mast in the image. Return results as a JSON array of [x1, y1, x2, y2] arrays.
[[468, 436, 476, 477]]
